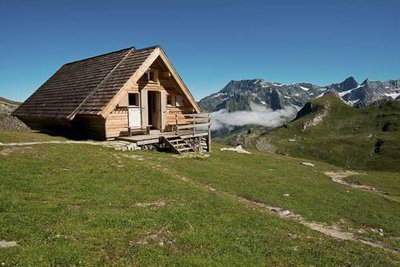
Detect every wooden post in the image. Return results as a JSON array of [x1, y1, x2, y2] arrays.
[[207, 114, 211, 152], [175, 114, 179, 135], [192, 114, 196, 135], [160, 90, 167, 132], [197, 137, 201, 152]]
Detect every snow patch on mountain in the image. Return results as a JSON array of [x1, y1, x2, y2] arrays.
[[346, 99, 360, 106], [385, 92, 400, 99], [338, 85, 362, 97], [212, 92, 226, 98]]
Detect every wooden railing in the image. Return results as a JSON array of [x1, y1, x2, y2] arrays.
[[174, 113, 211, 135], [174, 113, 211, 152]]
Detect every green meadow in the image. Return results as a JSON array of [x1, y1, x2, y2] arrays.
[[0, 131, 399, 265]]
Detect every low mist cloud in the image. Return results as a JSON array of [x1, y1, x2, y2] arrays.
[[210, 102, 298, 131]]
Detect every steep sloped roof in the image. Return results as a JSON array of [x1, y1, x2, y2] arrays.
[[13, 47, 133, 118], [13, 45, 201, 120]]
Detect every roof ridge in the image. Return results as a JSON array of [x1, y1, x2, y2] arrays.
[[134, 45, 160, 52], [67, 48, 136, 119], [64, 47, 135, 65]]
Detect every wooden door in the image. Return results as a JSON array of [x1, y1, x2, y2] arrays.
[[147, 91, 162, 130], [128, 107, 141, 128], [154, 92, 161, 129]]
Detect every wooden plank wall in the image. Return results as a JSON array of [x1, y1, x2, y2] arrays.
[[105, 108, 128, 138]]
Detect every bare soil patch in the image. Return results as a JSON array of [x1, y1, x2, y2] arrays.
[[0, 240, 18, 248], [130, 229, 175, 247], [0, 146, 33, 156], [134, 200, 167, 208]]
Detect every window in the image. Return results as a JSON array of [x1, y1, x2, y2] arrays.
[[167, 94, 175, 106], [128, 93, 139, 106], [147, 69, 159, 83]]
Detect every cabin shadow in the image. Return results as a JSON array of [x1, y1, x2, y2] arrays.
[[37, 129, 93, 141]]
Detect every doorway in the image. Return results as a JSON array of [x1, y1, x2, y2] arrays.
[[147, 91, 161, 129]]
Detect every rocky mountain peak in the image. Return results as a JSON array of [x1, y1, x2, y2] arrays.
[[222, 79, 265, 94], [361, 79, 369, 86], [326, 76, 359, 92], [341, 76, 359, 89]]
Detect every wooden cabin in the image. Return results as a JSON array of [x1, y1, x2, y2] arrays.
[[13, 46, 211, 153]]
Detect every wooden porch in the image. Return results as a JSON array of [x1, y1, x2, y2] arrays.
[[117, 113, 211, 153]]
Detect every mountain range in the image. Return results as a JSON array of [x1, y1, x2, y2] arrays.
[[198, 77, 400, 113]]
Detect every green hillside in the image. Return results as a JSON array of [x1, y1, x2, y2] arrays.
[[0, 97, 20, 106], [264, 94, 400, 171], [0, 131, 399, 265], [0, 97, 29, 132]]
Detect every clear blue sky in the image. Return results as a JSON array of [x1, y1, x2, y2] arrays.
[[0, 0, 399, 101]]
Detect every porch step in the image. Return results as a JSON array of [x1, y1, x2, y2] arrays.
[[160, 136, 195, 154], [169, 139, 186, 144], [177, 147, 193, 152]]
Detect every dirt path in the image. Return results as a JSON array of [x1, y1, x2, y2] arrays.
[[323, 171, 387, 195], [0, 140, 132, 150], [145, 162, 399, 255]]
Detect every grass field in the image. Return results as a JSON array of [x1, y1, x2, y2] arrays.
[[0, 131, 399, 265], [0, 131, 66, 143]]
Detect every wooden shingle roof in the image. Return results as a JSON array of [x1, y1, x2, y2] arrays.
[[78, 47, 156, 116], [13, 46, 160, 119]]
